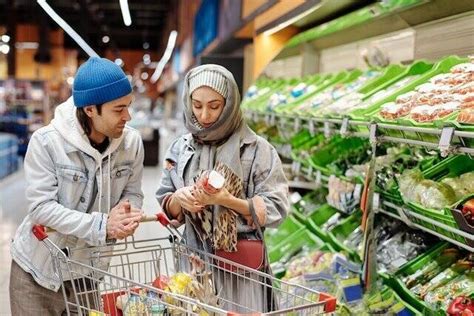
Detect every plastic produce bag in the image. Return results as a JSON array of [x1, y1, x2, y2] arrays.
[[415, 180, 457, 210], [399, 169, 424, 203]]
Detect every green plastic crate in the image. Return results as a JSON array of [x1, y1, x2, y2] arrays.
[[388, 242, 453, 315], [326, 211, 362, 261], [278, 71, 352, 115], [268, 229, 326, 264], [351, 56, 466, 121], [293, 204, 339, 241], [404, 155, 474, 245], [265, 214, 306, 248]]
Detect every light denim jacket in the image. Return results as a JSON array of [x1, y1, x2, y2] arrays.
[[156, 125, 289, 249], [11, 98, 144, 291]]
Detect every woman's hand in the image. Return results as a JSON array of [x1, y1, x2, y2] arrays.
[[173, 186, 205, 212], [193, 187, 231, 206]]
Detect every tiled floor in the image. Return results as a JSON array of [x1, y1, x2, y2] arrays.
[[0, 164, 166, 315]]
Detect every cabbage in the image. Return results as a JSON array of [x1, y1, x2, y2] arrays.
[[399, 169, 424, 203]]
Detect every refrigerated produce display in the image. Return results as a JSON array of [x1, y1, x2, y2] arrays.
[[248, 53, 474, 315]]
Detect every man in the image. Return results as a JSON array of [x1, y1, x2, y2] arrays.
[[10, 57, 145, 315]]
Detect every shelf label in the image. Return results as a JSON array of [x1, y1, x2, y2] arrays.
[[309, 119, 315, 136], [294, 117, 301, 131], [307, 165, 313, 179], [439, 127, 455, 157], [315, 170, 322, 186], [373, 193, 380, 210], [289, 192, 302, 204], [354, 184, 362, 203], [369, 123, 378, 144], [265, 114, 271, 125], [324, 122, 331, 138], [340, 118, 349, 136]]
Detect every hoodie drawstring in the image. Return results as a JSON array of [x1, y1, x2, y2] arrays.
[[98, 163, 103, 214], [107, 153, 111, 214]]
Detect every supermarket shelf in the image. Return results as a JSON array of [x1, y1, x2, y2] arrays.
[[248, 110, 474, 156], [379, 201, 474, 253]]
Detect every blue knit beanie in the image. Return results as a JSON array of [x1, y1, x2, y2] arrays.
[[73, 57, 132, 107]]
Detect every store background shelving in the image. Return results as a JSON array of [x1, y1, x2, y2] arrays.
[[245, 5, 474, 309]]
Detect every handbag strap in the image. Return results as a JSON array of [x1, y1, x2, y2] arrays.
[[247, 198, 264, 241]]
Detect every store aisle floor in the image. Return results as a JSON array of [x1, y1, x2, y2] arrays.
[[0, 165, 164, 315]]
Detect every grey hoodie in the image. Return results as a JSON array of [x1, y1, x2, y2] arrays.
[[10, 97, 144, 291]]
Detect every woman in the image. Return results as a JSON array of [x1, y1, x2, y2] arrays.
[[156, 64, 289, 312]]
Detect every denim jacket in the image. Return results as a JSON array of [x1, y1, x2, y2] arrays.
[[156, 125, 289, 250], [10, 98, 144, 291]]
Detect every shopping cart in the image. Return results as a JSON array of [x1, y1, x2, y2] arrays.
[[33, 212, 336, 315]]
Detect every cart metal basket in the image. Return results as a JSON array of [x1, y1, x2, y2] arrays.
[[33, 213, 336, 315]]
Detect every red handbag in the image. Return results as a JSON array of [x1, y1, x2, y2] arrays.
[[215, 199, 266, 272]]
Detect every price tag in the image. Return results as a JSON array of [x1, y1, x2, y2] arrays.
[[290, 192, 302, 204], [265, 114, 271, 125], [279, 117, 286, 130], [270, 113, 276, 126], [294, 161, 301, 175], [353, 184, 362, 203], [309, 119, 315, 136], [340, 118, 349, 136], [324, 121, 331, 138], [439, 127, 455, 157], [373, 193, 380, 210], [294, 117, 301, 131], [283, 144, 292, 157], [291, 161, 297, 174], [306, 165, 313, 179], [315, 170, 322, 186]]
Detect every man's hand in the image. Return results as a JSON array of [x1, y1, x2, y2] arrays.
[[173, 186, 204, 213], [106, 200, 143, 240]]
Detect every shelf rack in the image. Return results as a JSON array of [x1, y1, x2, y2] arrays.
[[247, 110, 474, 253]]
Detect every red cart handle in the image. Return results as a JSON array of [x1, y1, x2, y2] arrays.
[[32, 225, 48, 241], [32, 212, 172, 240], [156, 212, 171, 226]]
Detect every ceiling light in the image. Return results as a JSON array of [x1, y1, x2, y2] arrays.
[[114, 58, 123, 66], [102, 36, 110, 43], [140, 72, 149, 80], [119, 0, 132, 26], [37, 0, 99, 57], [263, 4, 323, 36], [143, 53, 151, 65], [1, 35, 10, 43], [151, 30, 178, 83], [0, 44, 10, 54], [15, 42, 39, 49]]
